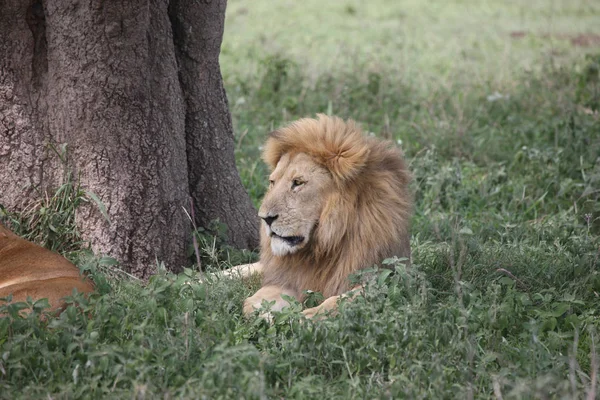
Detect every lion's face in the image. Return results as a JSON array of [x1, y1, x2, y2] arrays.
[[259, 152, 333, 256]]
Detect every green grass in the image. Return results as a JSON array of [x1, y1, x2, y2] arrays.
[[1, 0, 600, 398]]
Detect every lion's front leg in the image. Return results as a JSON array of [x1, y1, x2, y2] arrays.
[[302, 295, 340, 319], [243, 285, 300, 320], [222, 262, 264, 280], [302, 285, 364, 319]]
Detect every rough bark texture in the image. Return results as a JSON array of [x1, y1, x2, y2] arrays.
[[169, 0, 259, 249], [0, 0, 259, 277], [0, 1, 59, 204]]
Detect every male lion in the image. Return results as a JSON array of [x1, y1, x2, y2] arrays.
[[230, 114, 412, 319], [0, 222, 94, 313]]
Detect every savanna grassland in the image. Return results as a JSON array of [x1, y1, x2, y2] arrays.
[[1, 0, 600, 398]]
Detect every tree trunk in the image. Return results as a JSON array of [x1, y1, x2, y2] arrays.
[[169, 0, 259, 249], [0, 0, 259, 278]]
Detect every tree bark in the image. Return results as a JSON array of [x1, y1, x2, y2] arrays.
[[169, 0, 259, 249], [0, 0, 259, 277], [0, 1, 59, 204]]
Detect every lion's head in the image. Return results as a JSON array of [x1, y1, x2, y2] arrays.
[[258, 115, 412, 298], [259, 151, 333, 256]]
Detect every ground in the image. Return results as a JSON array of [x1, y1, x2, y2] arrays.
[[0, 0, 599, 398]]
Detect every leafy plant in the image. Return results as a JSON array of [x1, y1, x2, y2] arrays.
[[577, 53, 600, 112]]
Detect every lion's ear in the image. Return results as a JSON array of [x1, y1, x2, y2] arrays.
[[324, 144, 369, 183], [315, 114, 370, 182]]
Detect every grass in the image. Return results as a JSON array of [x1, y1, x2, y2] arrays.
[[1, 0, 600, 398]]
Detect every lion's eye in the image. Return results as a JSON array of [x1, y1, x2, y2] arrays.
[[269, 180, 275, 187], [291, 179, 305, 189]]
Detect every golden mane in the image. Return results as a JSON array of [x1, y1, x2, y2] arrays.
[[259, 114, 412, 299]]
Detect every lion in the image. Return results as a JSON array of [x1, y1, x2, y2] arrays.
[[229, 114, 412, 319], [0, 222, 94, 314]]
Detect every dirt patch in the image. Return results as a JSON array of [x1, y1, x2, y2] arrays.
[[570, 34, 600, 47], [509, 31, 600, 48]]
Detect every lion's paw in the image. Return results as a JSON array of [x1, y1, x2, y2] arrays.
[[302, 306, 324, 320]]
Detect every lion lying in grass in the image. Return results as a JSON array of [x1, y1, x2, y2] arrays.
[[229, 115, 412, 319], [0, 222, 94, 313]]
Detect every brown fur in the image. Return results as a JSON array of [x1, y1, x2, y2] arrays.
[[242, 115, 412, 317], [0, 222, 94, 313]]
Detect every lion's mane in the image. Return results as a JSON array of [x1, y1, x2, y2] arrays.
[[259, 114, 412, 298]]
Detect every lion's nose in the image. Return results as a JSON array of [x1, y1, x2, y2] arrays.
[[261, 215, 278, 227]]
